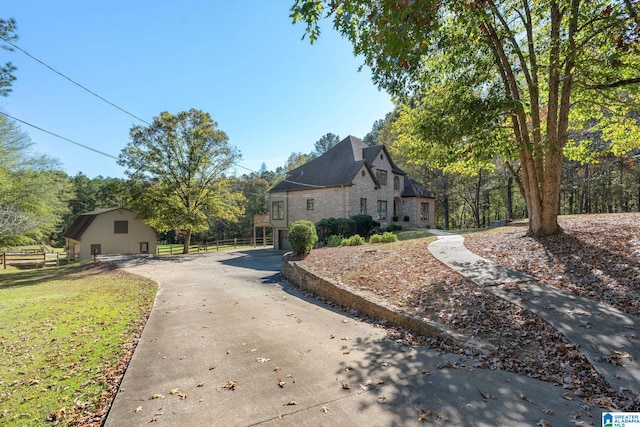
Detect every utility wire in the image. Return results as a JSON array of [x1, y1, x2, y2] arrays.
[[0, 111, 119, 160], [0, 36, 151, 126], [1, 37, 263, 175]]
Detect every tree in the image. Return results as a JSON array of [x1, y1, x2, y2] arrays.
[[118, 109, 245, 253], [0, 18, 17, 97], [291, 0, 640, 237], [0, 114, 72, 245], [284, 151, 313, 171], [313, 132, 340, 155]]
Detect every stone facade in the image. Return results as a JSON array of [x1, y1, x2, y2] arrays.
[[269, 136, 436, 250]]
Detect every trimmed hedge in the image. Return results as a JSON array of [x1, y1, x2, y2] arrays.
[[351, 214, 379, 237], [288, 220, 318, 256]]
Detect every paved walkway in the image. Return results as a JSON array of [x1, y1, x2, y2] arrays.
[[428, 229, 640, 400], [104, 249, 590, 426]]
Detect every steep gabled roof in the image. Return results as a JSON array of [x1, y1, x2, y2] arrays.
[[363, 145, 406, 175], [401, 176, 435, 198], [270, 136, 381, 193], [63, 207, 123, 241]]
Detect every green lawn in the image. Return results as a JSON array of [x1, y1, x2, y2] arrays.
[[396, 229, 433, 241], [0, 263, 157, 426]]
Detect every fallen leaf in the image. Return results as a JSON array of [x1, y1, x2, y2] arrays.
[[221, 380, 236, 391], [178, 392, 187, 400], [342, 381, 351, 390], [285, 401, 297, 406], [134, 406, 143, 413], [256, 357, 270, 363], [151, 394, 164, 400], [418, 408, 431, 422], [169, 388, 179, 395], [278, 378, 286, 388], [321, 406, 329, 413]]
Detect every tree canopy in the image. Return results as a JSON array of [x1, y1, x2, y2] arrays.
[[0, 114, 71, 245], [0, 18, 17, 97], [118, 109, 244, 253], [291, 0, 640, 236], [313, 132, 340, 155]]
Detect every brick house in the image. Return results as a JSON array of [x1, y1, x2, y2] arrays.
[[269, 136, 435, 250]]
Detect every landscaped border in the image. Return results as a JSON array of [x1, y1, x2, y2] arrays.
[[281, 254, 496, 355]]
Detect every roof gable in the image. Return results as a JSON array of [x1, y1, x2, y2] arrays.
[[270, 135, 413, 193], [64, 207, 133, 241], [401, 176, 435, 198], [270, 136, 377, 192]]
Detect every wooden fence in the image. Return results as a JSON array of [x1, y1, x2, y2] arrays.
[[1, 251, 64, 269], [156, 236, 273, 256]]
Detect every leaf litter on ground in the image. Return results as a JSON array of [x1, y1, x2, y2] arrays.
[[299, 213, 640, 411]]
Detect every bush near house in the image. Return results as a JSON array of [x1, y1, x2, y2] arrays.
[[289, 220, 318, 256], [327, 234, 344, 247], [315, 218, 339, 244], [344, 234, 365, 246], [369, 234, 383, 244], [336, 217, 356, 238], [351, 214, 379, 237], [386, 223, 402, 232]]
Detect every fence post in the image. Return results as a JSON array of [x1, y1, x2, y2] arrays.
[[234, 238, 237, 248], [2, 252, 5, 269], [216, 239, 219, 251]]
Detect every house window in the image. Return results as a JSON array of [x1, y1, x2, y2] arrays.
[[114, 220, 128, 234], [421, 202, 430, 221], [307, 199, 314, 210], [360, 198, 367, 215], [377, 200, 387, 220], [377, 170, 387, 186], [394, 176, 400, 190], [272, 201, 284, 220]]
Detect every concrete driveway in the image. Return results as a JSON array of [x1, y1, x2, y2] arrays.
[[104, 248, 587, 426]]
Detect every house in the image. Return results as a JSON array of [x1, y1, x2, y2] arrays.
[[64, 207, 157, 261], [269, 136, 436, 250]]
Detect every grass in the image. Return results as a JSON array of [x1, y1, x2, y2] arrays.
[[396, 229, 433, 241], [0, 263, 157, 426]]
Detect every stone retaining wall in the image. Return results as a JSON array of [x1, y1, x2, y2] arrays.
[[281, 254, 495, 354]]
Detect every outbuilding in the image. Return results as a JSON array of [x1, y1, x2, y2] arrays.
[[64, 207, 157, 261]]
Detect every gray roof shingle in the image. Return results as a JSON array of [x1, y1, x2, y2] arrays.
[[270, 136, 404, 193], [63, 207, 122, 241]]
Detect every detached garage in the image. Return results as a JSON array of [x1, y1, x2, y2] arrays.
[[64, 207, 157, 261]]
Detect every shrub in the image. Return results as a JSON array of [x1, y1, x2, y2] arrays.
[[288, 220, 318, 256], [344, 234, 365, 246], [386, 224, 402, 232], [335, 217, 356, 238], [369, 234, 383, 244], [381, 232, 398, 243], [351, 214, 378, 237], [327, 234, 344, 247], [315, 217, 339, 244]]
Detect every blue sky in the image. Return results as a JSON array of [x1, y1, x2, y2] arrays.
[[2, 1, 394, 178]]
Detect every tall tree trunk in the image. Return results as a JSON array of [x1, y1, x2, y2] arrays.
[[506, 176, 513, 220], [183, 229, 192, 254], [443, 174, 450, 230]]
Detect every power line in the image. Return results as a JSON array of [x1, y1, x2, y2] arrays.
[[0, 36, 151, 126], [0, 111, 119, 160], [1, 37, 263, 175]]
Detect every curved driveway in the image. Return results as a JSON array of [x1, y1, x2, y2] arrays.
[[104, 248, 586, 426]]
